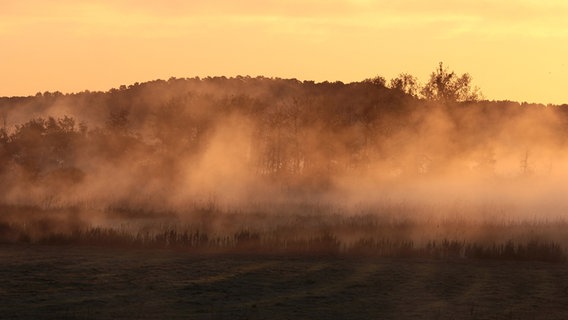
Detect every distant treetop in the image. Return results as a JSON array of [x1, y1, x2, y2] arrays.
[[421, 62, 482, 102]]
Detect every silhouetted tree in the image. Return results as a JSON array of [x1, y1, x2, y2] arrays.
[[364, 75, 387, 87], [520, 150, 533, 176], [421, 62, 481, 102], [6, 116, 82, 176], [389, 73, 420, 98]]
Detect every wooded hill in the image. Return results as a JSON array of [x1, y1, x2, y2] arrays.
[[0, 73, 567, 209]]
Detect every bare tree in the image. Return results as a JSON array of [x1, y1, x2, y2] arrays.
[[520, 150, 533, 176]]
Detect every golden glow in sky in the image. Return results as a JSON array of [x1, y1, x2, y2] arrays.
[[1, 0, 567, 103]]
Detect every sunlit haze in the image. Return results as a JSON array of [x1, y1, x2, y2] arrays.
[[1, 0, 567, 104], [4, 2, 568, 318]]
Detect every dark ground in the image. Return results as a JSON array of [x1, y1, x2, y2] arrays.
[[1, 244, 568, 319]]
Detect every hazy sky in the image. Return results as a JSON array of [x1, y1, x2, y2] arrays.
[[1, 0, 567, 103]]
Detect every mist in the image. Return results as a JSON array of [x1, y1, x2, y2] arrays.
[[1, 76, 568, 256]]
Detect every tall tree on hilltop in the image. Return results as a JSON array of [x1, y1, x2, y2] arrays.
[[422, 62, 481, 102]]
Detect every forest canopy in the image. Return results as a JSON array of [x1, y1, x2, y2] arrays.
[[0, 63, 567, 213]]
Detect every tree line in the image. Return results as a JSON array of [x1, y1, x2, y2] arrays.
[[0, 63, 567, 199]]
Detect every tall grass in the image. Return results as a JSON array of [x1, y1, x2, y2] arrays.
[[0, 202, 566, 262]]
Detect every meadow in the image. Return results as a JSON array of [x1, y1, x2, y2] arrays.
[[1, 200, 567, 262], [2, 242, 568, 320], [3, 76, 568, 318]]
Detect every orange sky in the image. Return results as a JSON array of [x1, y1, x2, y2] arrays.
[[1, 0, 567, 104]]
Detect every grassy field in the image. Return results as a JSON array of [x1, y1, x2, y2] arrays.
[[2, 203, 568, 319], [1, 244, 568, 320]]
